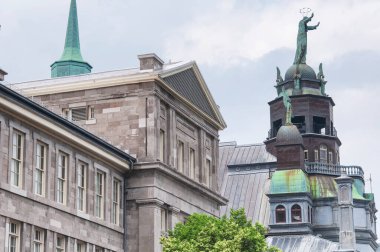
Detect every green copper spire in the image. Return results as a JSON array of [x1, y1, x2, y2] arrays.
[[51, 0, 92, 78]]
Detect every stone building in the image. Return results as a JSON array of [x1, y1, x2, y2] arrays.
[[3, 0, 227, 251], [218, 14, 378, 252]]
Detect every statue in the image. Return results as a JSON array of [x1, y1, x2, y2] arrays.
[[293, 13, 320, 65], [317, 63, 327, 95], [276, 67, 284, 83], [280, 86, 292, 125]]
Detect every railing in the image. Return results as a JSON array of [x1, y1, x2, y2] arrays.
[[304, 162, 364, 178], [267, 126, 338, 139]]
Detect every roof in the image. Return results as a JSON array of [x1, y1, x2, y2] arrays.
[[12, 60, 226, 130], [267, 235, 339, 252], [270, 169, 310, 194], [0, 82, 136, 166], [218, 142, 276, 225]]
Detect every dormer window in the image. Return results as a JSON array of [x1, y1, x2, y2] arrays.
[[291, 204, 302, 222], [275, 205, 286, 223]]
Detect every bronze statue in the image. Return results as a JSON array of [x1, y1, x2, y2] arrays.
[[317, 63, 327, 95], [276, 66, 284, 84], [294, 13, 320, 65], [281, 86, 292, 125]]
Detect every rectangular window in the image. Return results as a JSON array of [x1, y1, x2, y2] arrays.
[[304, 150, 308, 161], [9, 221, 20, 252], [112, 179, 121, 225], [95, 171, 104, 219], [320, 146, 328, 163], [76, 241, 85, 252], [57, 152, 68, 204], [87, 106, 95, 120], [177, 141, 184, 172], [77, 162, 87, 212], [11, 131, 23, 187], [159, 130, 165, 161], [34, 142, 46, 196], [189, 148, 195, 179], [33, 229, 44, 252], [328, 151, 333, 164], [56, 235, 65, 252], [314, 149, 319, 162], [205, 159, 211, 187], [71, 107, 87, 121], [95, 247, 104, 252]]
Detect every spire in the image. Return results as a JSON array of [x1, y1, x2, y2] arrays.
[[51, 0, 92, 78]]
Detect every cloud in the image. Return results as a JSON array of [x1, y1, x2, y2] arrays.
[[164, 0, 380, 68]]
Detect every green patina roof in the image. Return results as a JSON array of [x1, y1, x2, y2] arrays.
[[51, 0, 91, 78], [270, 169, 310, 194], [309, 175, 366, 200]]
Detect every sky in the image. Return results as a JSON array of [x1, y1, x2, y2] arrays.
[[1, 0, 380, 233]]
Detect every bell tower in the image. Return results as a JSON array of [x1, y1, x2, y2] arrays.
[[265, 13, 341, 166]]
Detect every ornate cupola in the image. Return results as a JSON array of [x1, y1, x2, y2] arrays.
[[266, 13, 341, 166], [51, 0, 92, 78]]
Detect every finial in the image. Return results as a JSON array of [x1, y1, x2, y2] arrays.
[[293, 11, 320, 65]]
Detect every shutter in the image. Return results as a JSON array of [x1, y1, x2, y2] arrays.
[[71, 107, 87, 121]]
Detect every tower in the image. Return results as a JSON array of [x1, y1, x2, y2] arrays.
[[51, 0, 92, 78]]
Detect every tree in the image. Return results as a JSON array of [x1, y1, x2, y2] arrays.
[[161, 208, 281, 252]]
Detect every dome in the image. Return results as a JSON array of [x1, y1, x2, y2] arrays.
[[270, 169, 310, 194], [284, 63, 316, 81], [276, 124, 303, 146]]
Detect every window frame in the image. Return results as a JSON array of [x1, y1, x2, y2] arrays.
[[319, 145, 328, 163], [57, 152, 68, 205], [177, 140, 184, 173], [77, 162, 87, 212], [112, 178, 121, 225], [159, 129, 165, 162], [314, 149, 319, 162], [95, 170, 105, 219], [33, 228, 44, 252], [56, 235, 65, 252], [8, 221, 20, 252], [10, 130, 24, 188], [34, 142, 47, 196], [275, 205, 286, 223], [76, 241, 86, 252], [205, 159, 211, 187], [291, 204, 302, 223], [189, 148, 195, 179]]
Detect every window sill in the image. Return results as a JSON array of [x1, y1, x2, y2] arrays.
[[85, 119, 96, 125]]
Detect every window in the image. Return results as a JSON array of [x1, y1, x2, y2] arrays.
[[112, 179, 121, 225], [95, 247, 104, 252], [319, 145, 327, 163], [291, 116, 306, 133], [308, 206, 312, 223], [87, 106, 95, 120], [272, 119, 282, 138], [328, 151, 333, 164], [76, 241, 85, 252], [275, 205, 286, 223], [313, 116, 326, 134], [11, 131, 23, 187], [291, 204, 302, 223], [95, 171, 104, 218], [57, 152, 68, 204], [77, 162, 87, 212], [205, 159, 211, 187], [177, 141, 184, 172], [33, 229, 44, 252], [159, 130, 165, 161], [314, 149, 319, 162], [34, 142, 46, 196], [189, 148, 195, 179], [8, 221, 20, 252], [71, 107, 87, 121], [304, 150, 308, 161], [336, 151, 340, 165], [56, 235, 65, 252]]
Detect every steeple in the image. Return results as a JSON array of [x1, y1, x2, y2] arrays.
[[51, 0, 92, 78]]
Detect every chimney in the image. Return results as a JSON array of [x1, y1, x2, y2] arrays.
[[138, 53, 164, 71], [334, 172, 356, 252], [0, 68, 8, 81]]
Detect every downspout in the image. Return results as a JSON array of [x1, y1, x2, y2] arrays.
[[123, 158, 134, 252]]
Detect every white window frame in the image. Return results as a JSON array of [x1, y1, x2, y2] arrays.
[[34, 142, 47, 196], [76, 241, 86, 252], [314, 149, 319, 162], [33, 228, 44, 252], [77, 162, 87, 212], [57, 152, 68, 204], [112, 178, 121, 225], [320, 145, 328, 163], [8, 221, 20, 252], [95, 171, 104, 219], [189, 148, 195, 179], [11, 131, 24, 188], [56, 235, 65, 252], [328, 151, 333, 164], [177, 140, 184, 173], [87, 106, 95, 120]]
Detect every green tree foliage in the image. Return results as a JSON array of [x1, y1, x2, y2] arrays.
[[161, 208, 281, 252]]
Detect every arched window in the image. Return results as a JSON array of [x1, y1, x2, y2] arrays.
[[291, 204, 302, 222], [275, 205, 286, 223], [319, 145, 327, 163]]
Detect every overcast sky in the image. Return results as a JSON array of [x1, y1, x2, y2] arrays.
[[1, 0, 380, 232]]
